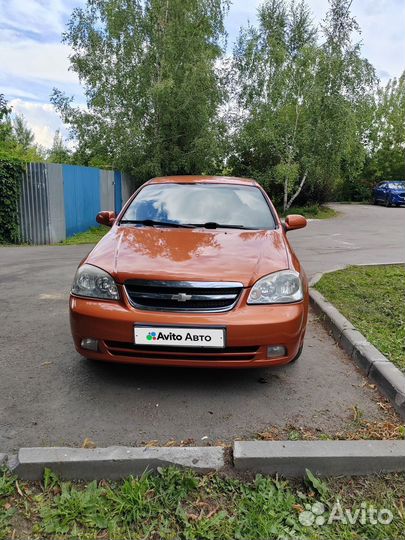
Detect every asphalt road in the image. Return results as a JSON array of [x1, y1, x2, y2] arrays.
[[293, 203, 405, 277], [0, 204, 404, 452]]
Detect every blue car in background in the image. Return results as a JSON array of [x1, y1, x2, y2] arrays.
[[372, 181, 405, 207]]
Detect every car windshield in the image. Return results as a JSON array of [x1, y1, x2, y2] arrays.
[[121, 183, 276, 229], [388, 182, 405, 189]]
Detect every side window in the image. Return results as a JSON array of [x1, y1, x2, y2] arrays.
[[378, 182, 386, 188]]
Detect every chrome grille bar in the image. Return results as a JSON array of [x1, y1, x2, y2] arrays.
[[124, 280, 243, 312]]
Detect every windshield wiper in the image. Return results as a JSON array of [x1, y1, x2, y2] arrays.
[[119, 219, 195, 228], [190, 222, 254, 230]]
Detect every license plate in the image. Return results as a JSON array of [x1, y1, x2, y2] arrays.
[[134, 326, 225, 348]]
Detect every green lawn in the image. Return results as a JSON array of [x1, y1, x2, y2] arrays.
[[315, 265, 405, 370], [1, 466, 405, 539], [58, 226, 109, 245], [281, 204, 338, 219]]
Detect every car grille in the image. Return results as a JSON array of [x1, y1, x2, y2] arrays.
[[124, 280, 243, 312], [105, 341, 259, 361]]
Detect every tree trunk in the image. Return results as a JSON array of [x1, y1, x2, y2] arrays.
[[283, 177, 288, 213], [286, 171, 308, 210], [283, 97, 301, 213]]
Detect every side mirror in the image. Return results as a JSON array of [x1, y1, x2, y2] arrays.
[[96, 210, 116, 227], [284, 214, 307, 232]]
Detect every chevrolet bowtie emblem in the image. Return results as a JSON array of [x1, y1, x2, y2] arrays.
[[171, 293, 192, 302]]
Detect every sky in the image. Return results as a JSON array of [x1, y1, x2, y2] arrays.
[[1, 0, 404, 148]]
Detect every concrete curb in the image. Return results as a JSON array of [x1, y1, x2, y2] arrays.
[[9, 446, 225, 480], [2, 440, 405, 479], [309, 263, 405, 420], [234, 440, 405, 477]]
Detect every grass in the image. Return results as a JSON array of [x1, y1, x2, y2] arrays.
[[58, 226, 109, 245], [281, 204, 338, 219], [2, 466, 405, 539], [315, 265, 405, 370], [1, 226, 109, 247], [0, 241, 30, 248]]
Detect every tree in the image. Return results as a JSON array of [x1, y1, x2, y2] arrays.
[[229, 0, 376, 210], [0, 94, 15, 157], [13, 114, 35, 151], [52, 0, 229, 180], [308, 0, 376, 202], [0, 96, 44, 161], [365, 72, 405, 182], [47, 130, 71, 164], [230, 0, 320, 210]]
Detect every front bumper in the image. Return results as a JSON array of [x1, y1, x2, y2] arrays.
[[391, 193, 405, 205], [70, 287, 308, 368]]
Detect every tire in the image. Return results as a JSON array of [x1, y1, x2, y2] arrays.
[[385, 197, 392, 207], [289, 345, 303, 364], [373, 198, 378, 205]]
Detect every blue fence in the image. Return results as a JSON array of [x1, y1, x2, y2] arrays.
[[18, 163, 138, 244], [63, 165, 101, 237], [114, 170, 122, 214]]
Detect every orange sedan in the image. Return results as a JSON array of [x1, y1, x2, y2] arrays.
[[70, 176, 308, 368]]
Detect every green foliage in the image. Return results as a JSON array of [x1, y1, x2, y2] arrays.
[[0, 94, 13, 151], [0, 469, 16, 540], [2, 467, 405, 539], [47, 130, 72, 165], [0, 469, 15, 499], [315, 265, 405, 369], [229, 0, 377, 209], [235, 475, 305, 538], [0, 158, 24, 244], [178, 507, 234, 540], [305, 469, 329, 499], [0, 94, 44, 162], [40, 480, 110, 534], [43, 468, 60, 491], [47, 0, 403, 203], [12, 114, 34, 151], [0, 507, 15, 540], [365, 72, 405, 183], [51, 0, 229, 180], [280, 204, 337, 219]]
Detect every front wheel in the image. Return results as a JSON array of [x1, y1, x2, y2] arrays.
[[373, 198, 378, 205], [289, 345, 303, 364], [385, 197, 392, 207]]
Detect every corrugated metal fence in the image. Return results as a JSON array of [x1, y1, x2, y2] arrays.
[[18, 163, 139, 245], [19, 162, 50, 244], [63, 165, 101, 237]]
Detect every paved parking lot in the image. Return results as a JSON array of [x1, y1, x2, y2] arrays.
[[0, 204, 404, 452]]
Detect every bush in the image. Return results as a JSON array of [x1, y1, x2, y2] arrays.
[[334, 176, 374, 202], [0, 159, 24, 243]]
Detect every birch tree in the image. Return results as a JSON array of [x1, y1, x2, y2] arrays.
[[52, 0, 229, 178], [230, 0, 376, 210]]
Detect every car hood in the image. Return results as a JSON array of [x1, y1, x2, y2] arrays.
[[86, 226, 290, 287]]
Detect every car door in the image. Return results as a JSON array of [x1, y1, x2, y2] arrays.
[[375, 182, 386, 201]]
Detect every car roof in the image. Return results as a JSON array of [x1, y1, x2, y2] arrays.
[[146, 175, 258, 187]]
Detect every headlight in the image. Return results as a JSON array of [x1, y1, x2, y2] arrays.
[[71, 264, 119, 300], [247, 270, 303, 304]]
